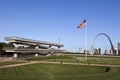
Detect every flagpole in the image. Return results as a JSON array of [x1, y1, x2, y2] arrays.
[[85, 22, 88, 60], [77, 19, 87, 60]]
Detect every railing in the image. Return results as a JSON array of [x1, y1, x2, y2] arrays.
[[3, 47, 62, 53], [4, 36, 64, 47]]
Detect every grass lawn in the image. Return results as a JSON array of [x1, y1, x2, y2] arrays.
[[26, 55, 76, 63], [0, 63, 119, 80], [26, 55, 120, 65], [76, 59, 120, 65], [0, 61, 26, 66]]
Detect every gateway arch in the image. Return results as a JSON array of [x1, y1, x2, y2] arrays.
[[91, 33, 115, 55]]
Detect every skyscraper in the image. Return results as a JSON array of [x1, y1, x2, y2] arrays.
[[118, 42, 120, 55], [79, 48, 83, 53], [93, 48, 101, 55]]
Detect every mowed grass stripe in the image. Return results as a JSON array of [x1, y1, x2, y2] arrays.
[[0, 63, 118, 80]]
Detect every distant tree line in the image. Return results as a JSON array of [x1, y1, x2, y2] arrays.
[[0, 42, 14, 54]]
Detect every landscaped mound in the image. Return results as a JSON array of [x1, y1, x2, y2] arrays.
[[0, 63, 118, 80]]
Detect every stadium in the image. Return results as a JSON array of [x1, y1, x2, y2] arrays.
[[1, 36, 64, 59]]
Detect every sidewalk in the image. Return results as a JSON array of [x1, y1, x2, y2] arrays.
[[0, 61, 38, 69], [0, 61, 120, 69]]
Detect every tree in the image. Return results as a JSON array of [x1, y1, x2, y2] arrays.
[[0, 42, 14, 54], [0, 42, 3, 54]]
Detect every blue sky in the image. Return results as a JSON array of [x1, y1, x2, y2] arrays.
[[0, 0, 120, 52]]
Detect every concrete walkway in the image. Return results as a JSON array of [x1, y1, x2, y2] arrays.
[[38, 61, 120, 67], [0, 61, 38, 69], [1, 61, 120, 69]]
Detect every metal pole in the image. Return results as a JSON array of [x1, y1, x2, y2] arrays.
[[85, 24, 88, 60]]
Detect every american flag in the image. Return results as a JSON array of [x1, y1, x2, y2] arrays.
[[77, 19, 86, 28]]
